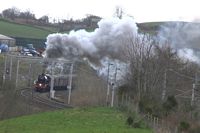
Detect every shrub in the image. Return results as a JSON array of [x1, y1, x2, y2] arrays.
[[133, 121, 141, 128], [138, 96, 163, 117], [179, 121, 190, 131], [189, 127, 200, 133], [162, 95, 178, 115], [126, 115, 147, 129], [126, 116, 134, 126], [133, 120, 146, 128]]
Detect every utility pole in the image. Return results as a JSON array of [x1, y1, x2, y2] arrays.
[[162, 69, 167, 100], [191, 73, 197, 106], [15, 59, 20, 89], [111, 65, 119, 107], [50, 61, 55, 99], [50, 76, 55, 98], [106, 62, 113, 106], [28, 64, 32, 87], [3, 55, 7, 85], [191, 83, 195, 106], [68, 63, 74, 104], [9, 57, 12, 80]]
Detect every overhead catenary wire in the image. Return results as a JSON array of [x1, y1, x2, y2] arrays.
[[168, 68, 195, 80]]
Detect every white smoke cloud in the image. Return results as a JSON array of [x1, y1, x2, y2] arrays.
[[44, 17, 200, 83], [158, 22, 200, 63], [178, 48, 200, 63], [45, 17, 138, 63]]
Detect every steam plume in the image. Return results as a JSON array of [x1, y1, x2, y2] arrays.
[[45, 17, 138, 64], [158, 22, 200, 63]]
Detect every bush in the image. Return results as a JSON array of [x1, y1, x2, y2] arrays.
[[126, 116, 147, 129], [162, 95, 178, 115], [179, 121, 190, 131], [138, 96, 163, 117], [189, 127, 200, 133], [133, 121, 141, 128], [133, 120, 146, 128], [126, 116, 134, 126]]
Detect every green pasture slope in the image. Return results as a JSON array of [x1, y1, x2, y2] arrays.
[[0, 19, 56, 39], [0, 18, 166, 39], [0, 107, 152, 133], [137, 22, 164, 35]]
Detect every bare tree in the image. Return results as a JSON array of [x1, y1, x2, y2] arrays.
[[38, 15, 49, 24], [121, 34, 195, 102], [122, 34, 155, 101], [114, 6, 124, 19], [2, 7, 20, 20]]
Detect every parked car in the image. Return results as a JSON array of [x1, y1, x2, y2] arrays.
[[20, 44, 40, 56]]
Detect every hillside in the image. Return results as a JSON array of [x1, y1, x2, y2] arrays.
[[0, 18, 184, 39], [1, 17, 199, 39], [0, 18, 192, 39], [0, 19, 57, 39], [137, 22, 164, 35], [0, 107, 152, 133]]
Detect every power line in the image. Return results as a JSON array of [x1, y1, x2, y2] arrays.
[[168, 69, 194, 80]]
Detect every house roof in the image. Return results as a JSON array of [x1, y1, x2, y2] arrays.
[[0, 34, 15, 41]]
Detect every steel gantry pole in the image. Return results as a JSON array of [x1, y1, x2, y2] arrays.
[[191, 73, 198, 106], [106, 63, 113, 106], [50, 61, 55, 99], [28, 63, 32, 87], [15, 59, 20, 89], [68, 63, 74, 104], [9, 57, 13, 80], [162, 69, 167, 101], [3, 54, 7, 85], [111, 65, 119, 107]]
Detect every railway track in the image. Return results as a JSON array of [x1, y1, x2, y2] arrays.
[[19, 88, 71, 109]]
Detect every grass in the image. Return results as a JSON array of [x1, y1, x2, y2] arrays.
[[0, 107, 152, 133], [34, 25, 59, 33], [137, 22, 164, 35], [0, 19, 56, 39]]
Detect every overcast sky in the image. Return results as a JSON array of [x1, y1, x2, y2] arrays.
[[0, 0, 200, 22]]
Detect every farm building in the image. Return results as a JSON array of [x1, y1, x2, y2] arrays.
[[0, 34, 16, 46]]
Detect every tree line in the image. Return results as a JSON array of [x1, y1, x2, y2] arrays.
[[118, 32, 200, 131], [0, 7, 49, 24]]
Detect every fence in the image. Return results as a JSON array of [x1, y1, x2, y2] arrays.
[[0, 54, 108, 120], [117, 93, 178, 133], [144, 113, 178, 133]]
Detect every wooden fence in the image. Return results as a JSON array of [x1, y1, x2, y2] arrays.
[[117, 93, 178, 133]]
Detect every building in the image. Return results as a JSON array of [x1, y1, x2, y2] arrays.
[[0, 34, 16, 46]]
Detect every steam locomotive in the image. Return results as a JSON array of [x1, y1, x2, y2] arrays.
[[34, 73, 68, 92], [34, 73, 51, 92]]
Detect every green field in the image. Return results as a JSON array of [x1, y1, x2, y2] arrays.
[[0, 107, 152, 133], [137, 22, 164, 35], [0, 19, 56, 39], [0, 18, 166, 39]]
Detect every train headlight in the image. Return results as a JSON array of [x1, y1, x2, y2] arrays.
[[39, 83, 42, 87]]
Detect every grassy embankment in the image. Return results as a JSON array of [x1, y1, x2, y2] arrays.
[[0, 19, 57, 39], [0, 107, 152, 133]]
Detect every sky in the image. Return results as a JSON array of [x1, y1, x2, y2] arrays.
[[0, 0, 200, 23]]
